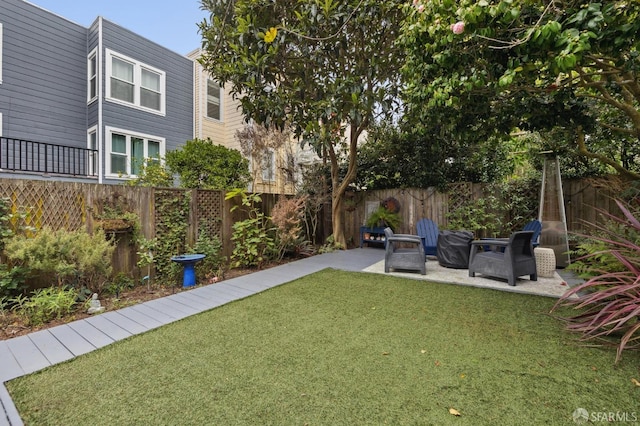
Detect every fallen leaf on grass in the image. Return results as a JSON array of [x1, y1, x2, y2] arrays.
[[421, 349, 426, 354], [435, 360, 441, 366], [632, 378, 640, 387], [382, 352, 390, 356], [449, 408, 461, 416]]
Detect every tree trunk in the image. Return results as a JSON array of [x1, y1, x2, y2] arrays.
[[328, 122, 365, 248]]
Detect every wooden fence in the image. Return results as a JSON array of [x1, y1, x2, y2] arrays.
[[343, 176, 625, 247], [0, 179, 281, 276], [0, 175, 629, 275]]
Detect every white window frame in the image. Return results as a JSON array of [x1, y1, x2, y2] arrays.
[[105, 126, 165, 178], [87, 48, 98, 103], [0, 113, 3, 137], [261, 148, 276, 182], [87, 126, 98, 176], [105, 49, 166, 115], [206, 78, 222, 121], [0, 23, 3, 84]]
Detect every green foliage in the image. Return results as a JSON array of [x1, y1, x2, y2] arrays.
[[136, 236, 156, 288], [6, 228, 114, 293], [106, 273, 135, 299], [365, 206, 402, 231], [568, 206, 640, 280], [152, 193, 191, 285], [191, 223, 226, 281], [357, 119, 514, 190], [165, 139, 249, 190], [317, 234, 344, 253], [124, 160, 174, 188], [11, 287, 77, 326], [0, 197, 14, 250], [0, 264, 26, 299], [225, 189, 275, 268], [399, 0, 640, 180], [445, 193, 503, 239]]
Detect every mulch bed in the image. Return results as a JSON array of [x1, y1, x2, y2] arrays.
[[0, 262, 284, 341]]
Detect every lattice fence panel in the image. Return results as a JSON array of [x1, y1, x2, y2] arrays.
[[0, 180, 86, 232], [446, 182, 473, 212], [196, 190, 223, 240]]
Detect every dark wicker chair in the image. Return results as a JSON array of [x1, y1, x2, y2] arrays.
[[468, 231, 537, 286], [384, 228, 426, 275]]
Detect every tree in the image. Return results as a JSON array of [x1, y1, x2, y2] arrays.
[[199, 0, 404, 246], [165, 138, 250, 189], [356, 119, 514, 190], [399, 0, 640, 180]]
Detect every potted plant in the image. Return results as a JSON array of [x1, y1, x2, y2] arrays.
[[366, 206, 401, 230]]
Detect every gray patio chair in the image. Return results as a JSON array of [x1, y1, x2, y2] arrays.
[[384, 227, 426, 275], [468, 231, 537, 286]]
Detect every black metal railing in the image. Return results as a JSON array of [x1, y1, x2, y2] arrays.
[[0, 137, 98, 177]]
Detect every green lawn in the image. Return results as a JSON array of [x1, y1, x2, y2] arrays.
[[7, 269, 640, 425]]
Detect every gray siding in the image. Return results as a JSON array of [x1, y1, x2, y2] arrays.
[[0, 0, 88, 147], [0, 1, 194, 183], [100, 19, 193, 153]]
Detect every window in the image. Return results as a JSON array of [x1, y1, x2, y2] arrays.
[[88, 127, 97, 175], [106, 127, 165, 177], [141, 68, 161, 110], [87, 49, 97, 102], [261, 149, 275, 182], [105, 49, 165, 114], [285, 153, 295, 183], [206, 79, 221, 120]]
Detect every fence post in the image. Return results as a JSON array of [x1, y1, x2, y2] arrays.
[[186, 189, 198, 248]]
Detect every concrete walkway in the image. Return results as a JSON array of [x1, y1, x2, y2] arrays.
[[0, 248, 581, 425]]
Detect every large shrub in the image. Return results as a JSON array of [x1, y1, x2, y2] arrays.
[[166, 139, 250, 190], [6, 228, 114, 294], [552, 200, 640, 363]]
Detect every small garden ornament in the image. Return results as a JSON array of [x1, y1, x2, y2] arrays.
[[87, 293, 105, 314]]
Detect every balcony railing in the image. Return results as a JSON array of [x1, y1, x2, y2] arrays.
[[0, 137, 98, 177]]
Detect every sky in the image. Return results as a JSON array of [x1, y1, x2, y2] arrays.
[[26, 0, 208, 55]]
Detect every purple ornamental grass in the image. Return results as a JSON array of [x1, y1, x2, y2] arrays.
[[552, 199, 640, 363]]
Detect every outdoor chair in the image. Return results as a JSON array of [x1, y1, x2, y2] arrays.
[[523, 219, 542, 248], [468, 231, 537, 286], [416, 218, 439, 257], [384, 227, 426, 275], [482, 219, 542, 252]]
